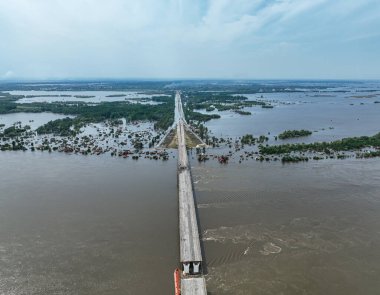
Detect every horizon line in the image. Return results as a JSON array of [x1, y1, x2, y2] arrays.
[[1, 77, 380, 83]]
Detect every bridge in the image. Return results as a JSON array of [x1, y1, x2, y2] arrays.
[[175, 92, 207, 294], [156, 92, 206, 149]]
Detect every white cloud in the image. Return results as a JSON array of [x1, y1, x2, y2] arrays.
[[0, 0, 379, 79]]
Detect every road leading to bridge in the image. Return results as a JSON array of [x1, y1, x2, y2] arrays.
[[157, 92, 206, 148]]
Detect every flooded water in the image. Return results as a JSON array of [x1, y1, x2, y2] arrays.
[[1, 152, 380, 294], [203, 90, 380, 144], [0, 113, 163, 151], [192, 158, 380, 295], [7, 91, 166, 104], [0, 113, 74, 129], [0, 152, 178, 295]]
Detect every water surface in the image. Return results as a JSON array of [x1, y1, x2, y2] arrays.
[[7, 91, 165, 104], [191, 158, 380, 295], [203, 90, 380, 144], [0, 152, 178, 295], [0, 113, 74, 129]]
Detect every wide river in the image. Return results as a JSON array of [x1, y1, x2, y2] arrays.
[[1, 152, 380, 294], [0, 152, 178, 294], [193, 158, 380, 295]]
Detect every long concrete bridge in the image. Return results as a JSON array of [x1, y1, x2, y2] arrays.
[[175, 92, 207, 294]]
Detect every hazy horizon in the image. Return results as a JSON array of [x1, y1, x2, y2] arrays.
[[1, 78, 380, 83]]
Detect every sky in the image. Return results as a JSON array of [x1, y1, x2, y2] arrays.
[[0, 0, 380, 80]]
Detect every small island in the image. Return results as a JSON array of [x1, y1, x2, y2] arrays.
[[278, 129, 313, 139], [235, 110, 251, 115]]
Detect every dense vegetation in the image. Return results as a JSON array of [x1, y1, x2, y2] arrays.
[[239, 134, 269, 145], [35, 101, 174, 136], [0, 92, 21, 113], [260, 133, 380, 155], [183, 92, 269, 112], [278, 129, 313, 139], [0, 92, 175, 136], [1, 79, 350, 94], [0, 101, 17, 113], [184, 92, 248, 104], [36, 118, 77, 136], [182, 92, 271, 125], [185, 110, 220, 122], [241, 134, 255, 145], [0, 125, 31, 138]]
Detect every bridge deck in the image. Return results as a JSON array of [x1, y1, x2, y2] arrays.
[[176, 91, 207, 294], [178, 121, 202, 263], [181, 277, 207, 295]]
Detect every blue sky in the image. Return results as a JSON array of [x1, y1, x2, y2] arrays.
[[0, 0, 379, 80]]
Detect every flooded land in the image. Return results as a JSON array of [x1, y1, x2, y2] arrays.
[[1, 80, 380, 294]]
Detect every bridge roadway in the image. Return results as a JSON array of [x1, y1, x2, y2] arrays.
[[156, 92, 206, 148], [176, 92, 207, 294]]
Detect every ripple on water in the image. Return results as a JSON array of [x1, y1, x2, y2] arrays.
[[260, 242, 282, 255]]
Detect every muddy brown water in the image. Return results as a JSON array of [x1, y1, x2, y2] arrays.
[[192, 158, 380, 295], [1, 153, 380, 294], [0, 152, 179, 295]]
